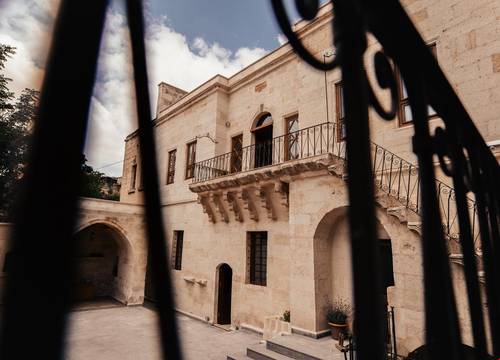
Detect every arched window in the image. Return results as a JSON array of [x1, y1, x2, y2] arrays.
[[251, 113, 273, 132]]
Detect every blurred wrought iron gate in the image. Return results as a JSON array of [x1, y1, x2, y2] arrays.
[[0, 1, 499, 360]]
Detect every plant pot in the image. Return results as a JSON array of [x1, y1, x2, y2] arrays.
[[328, 322, 347, 340]]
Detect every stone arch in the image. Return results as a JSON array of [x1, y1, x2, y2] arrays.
[[313, 206, 395, 330], [72, 220, 135, 304], [250, 111, 274, 132]]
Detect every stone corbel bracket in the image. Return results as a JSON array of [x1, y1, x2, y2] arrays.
[[223, 191, 243, 222], [274, 181, 289, 208], [198, 195, 216, 223], [238, 188, 259, 221], [256, 185, 277, 220], [211, 193, 229, 223]]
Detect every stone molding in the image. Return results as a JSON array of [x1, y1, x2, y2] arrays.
[[190, 154, 337, 223]]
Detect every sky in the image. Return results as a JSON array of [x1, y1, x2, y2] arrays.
[[0, 0, 326, 177]]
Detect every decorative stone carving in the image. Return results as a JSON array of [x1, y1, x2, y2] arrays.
[[256, 186, 277, 220], [238, 188, 258, 221], [198, 195, 216, 223], [223, 191, 243, 222], [211, 193, 229, 223], [274, 181, 289, 208], [387, 206, 407, 223], [407, 221, 422, 235]]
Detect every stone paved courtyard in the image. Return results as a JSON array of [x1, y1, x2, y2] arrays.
[[65, 305, 261, 360]]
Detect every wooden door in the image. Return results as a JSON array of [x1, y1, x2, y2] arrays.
[[216, 264, 232, 325]]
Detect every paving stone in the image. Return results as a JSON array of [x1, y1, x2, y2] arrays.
[[65, 306, 260, 360]]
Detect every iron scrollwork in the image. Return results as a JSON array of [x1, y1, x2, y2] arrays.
[[271, 0, 500, 359]]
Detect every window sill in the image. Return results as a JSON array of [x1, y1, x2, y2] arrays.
[[246, 282, 267, 287], [395, 115, 441, 131], [128, 189, 136, 194]]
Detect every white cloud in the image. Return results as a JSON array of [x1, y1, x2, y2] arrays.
[[0, 2, 269, 177], [276, 33, 288, 46]]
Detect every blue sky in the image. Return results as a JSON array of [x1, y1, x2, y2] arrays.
[[0, 0, 328, 176], [147, 0, 285, 52]]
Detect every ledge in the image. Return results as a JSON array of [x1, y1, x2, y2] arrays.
[[189, 153, 337, 193], [189, 154, 339, 223]]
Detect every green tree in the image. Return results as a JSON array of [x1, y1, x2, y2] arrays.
[[0, 44, 15, 113], [0, 45, 40, 220], [79, 155, 105, 199]]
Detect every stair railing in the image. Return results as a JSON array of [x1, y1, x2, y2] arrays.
[[370, 142, 480, 250]]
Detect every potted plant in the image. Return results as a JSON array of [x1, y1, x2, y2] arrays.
[[326, 299, 350, 340], [281, 310, 290, 323]]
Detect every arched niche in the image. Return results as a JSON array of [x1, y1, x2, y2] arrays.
[[72, 222, 134, 304], [313, 206, 395, 330]]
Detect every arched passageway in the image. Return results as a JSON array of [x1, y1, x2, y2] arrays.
[[72, 223, 132, 303], [215, 263, 233, 325], [313, 207, 395, 330]]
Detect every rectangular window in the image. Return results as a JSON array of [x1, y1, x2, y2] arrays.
[[130, 161, 137, 190], [171, 230, 184, 271], [397, 43, 437, 126], [230, 134, 243, 173], [247, 231, 267, 286], [185, 141, 197, 179], [166, 149, 176, 184], [335, 82, 346, 140], [285, 114, 299, 160]]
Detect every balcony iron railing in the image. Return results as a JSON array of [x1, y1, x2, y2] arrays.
[[192, 122, 345, 183]]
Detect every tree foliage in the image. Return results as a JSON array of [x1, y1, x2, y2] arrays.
[[0, 43, 119, 220], [0, 45, 40, 220], [79, 155, 105, 199], [0, 45, 15, 113]]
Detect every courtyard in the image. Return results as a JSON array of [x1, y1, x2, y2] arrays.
[[65, 304, 261, 360]]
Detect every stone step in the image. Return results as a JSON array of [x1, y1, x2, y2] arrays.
[[247, 343, 293, 360], [227, 352, 252, 360], [266, 334, 344, 360]]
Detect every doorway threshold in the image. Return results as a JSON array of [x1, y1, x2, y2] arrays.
[[213, 323, 232, 332]]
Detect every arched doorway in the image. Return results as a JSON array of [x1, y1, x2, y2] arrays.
[[72, 223, 131, 303], [216, 263, 233, 325], [252, 112, 273, 168], [313, 207, 395, 331]]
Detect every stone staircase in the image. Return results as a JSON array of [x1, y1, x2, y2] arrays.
[[227, 334, 344, 360], [326, 142, 484, 281]]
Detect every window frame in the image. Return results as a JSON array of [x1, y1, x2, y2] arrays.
[[396, 43, 438, 126], [284, 113, 299, 161], [171, 230, 184, 271], [230, 134, 243, 173], [185, 140, 197, 180], [335, 82, 346, 141], [129, 159, 137, 191], [247, 231, 268, 286], [166, 149, 177, 185]]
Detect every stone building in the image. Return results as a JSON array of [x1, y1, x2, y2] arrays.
[[0, 0, 499, 356], [116, 0, 500, 355], [114, 0, 500, 354]]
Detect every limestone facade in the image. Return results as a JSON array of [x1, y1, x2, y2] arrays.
[[0, 0, 498, 356], [115, 0, 499, 355]]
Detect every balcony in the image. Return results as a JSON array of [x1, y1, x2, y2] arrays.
[[189, 122, 345, 223], [191, 122, 345, 185]]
